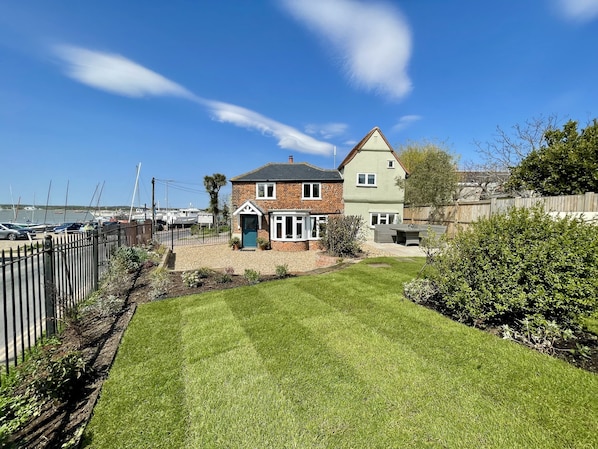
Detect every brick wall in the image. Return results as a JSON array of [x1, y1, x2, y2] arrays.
[[232, 181, 343, 230]]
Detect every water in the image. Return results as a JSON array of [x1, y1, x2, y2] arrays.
[[0, 208, 97, 226]]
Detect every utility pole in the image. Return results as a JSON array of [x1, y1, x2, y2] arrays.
[[151, 177, 155, 237]]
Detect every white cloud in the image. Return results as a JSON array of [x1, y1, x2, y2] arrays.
[[554, 0, 598, 21], [279, 0, 412, 100], [53, 45, 196, 99], [392, 114, 422, 132], [304, 122, 348, 139], [205, 101, 334, 155], [52, 44, 333, 156]]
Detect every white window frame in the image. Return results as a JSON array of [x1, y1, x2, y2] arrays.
[[387, 160, 395, 169], [370, 212, 397, 228], [302, 182, 321, 199], [309, 215, 328, 239], [270, 211, 309, 241], [356, 173, 377, 186], [256, 182, 276, 199]]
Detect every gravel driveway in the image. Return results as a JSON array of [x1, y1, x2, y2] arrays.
[[171, 242, 424, 275]]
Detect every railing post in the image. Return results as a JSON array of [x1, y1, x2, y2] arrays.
[[170, 224, 174, 252], [43, 234, 56, 337], [92, 230, 99, 291]]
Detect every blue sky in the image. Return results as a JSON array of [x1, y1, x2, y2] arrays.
[[1, 0, 597, 209]]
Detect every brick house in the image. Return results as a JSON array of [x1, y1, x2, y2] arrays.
[[231, 156, 343, 251]]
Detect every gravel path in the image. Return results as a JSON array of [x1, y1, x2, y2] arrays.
[[171, 242, 409, 275]]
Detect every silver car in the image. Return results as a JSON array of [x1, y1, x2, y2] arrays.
[[0, 223, 36, 240]]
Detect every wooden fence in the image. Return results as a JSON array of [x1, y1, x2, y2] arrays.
[[404, 192, 598, 237]]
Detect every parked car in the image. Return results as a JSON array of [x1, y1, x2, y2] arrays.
[[54, 222, 83, 234], [0, 223, 36, 240]]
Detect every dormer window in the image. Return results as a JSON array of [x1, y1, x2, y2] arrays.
[[357, 173, 376, 186], [256, 182, 276, 199]]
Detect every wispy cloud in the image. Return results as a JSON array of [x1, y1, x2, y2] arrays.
[[279, 0, 412, 100], [392, 114, 422, 132], [304, 122, 348, 139], [553, 0, 598, 21], [204, 101, 334, 155], [53, 45, 196, 99], [52, 44, 334, 156]]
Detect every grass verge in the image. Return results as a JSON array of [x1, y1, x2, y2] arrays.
[[83, 257, 598, 448]]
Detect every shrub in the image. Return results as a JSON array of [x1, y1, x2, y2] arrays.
[[427, 205, 598, 329], [319, 215, 365, 257], [112, 246, 147, 273], [217, 266, 234, 283], [79, 291, 125, 318], [182, 270, 204, 288], [275, 264, 289, 279], [149, 267, 171, 299], [243, 269, 261, 285], [403, 278, 438, 304]]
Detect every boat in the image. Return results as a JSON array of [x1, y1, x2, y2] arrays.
[[164, 207, 213, 227]]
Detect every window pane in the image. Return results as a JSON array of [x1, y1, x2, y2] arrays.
[[257, 184, 265, 197], [285, 217, 293, 238], [296, 217, 303, 238], [313, 183, 320, 198], [368, 174, 376, 185], [358, 174, 366, 184], [303, 184, 310, 198], [267, 184, 274, 197], [371, 214, 379, 226]]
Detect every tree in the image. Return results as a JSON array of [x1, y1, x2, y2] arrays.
[[203, 173, 227, 226], [474, 114, 562, 171], [396, 142, 459, 207], [506, 119, 598, 196]]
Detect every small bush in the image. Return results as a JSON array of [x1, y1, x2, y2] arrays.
[[182, 270, 203, 288], [113, 246, 147, 273], [150, 267, 171, 299], [243, 269, 261, 285], [217, 273, 232, 284], [79, 291, 125, 318], [275, 264, 289, 279], [403, 278, 438, 304], [319, 215, 365, 257]]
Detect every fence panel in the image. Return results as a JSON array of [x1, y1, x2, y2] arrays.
[[1, 222, 152, 378], [152, 226, 231, 249], [404, 192, 598, 236]]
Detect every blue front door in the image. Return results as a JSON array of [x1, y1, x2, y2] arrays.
[[242, 215, 258, 248]]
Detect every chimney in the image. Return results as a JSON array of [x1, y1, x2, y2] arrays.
[[288, 155, 294, 164]]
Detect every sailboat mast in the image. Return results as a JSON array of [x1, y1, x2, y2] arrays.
[[129, 163, 141, 222]]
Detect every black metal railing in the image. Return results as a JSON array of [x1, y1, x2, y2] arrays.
[[152, 225, 231, 250], [1, 222, 148, 378]]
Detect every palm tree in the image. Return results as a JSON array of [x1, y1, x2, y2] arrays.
[[204, 173, 227, 228]]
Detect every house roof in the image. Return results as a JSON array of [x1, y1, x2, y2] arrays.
[[231, 162, 342, 182], [337, 126, 409, 174]]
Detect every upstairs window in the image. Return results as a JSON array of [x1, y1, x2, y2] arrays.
[[256, 182, 276, 199], [357, 173, 376, 186], [387, 160, 395, 169], [302, 182, 321, 199]]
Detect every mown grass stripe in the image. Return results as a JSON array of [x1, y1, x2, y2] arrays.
[[83, 300, 188, 449]]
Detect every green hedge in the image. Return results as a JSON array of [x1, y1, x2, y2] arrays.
[[426, 206, 598, 329]]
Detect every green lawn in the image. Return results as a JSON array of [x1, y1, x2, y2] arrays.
[[83, 258, 598, 448]]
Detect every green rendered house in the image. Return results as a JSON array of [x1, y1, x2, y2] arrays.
[[337, 127, 408, 238]]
